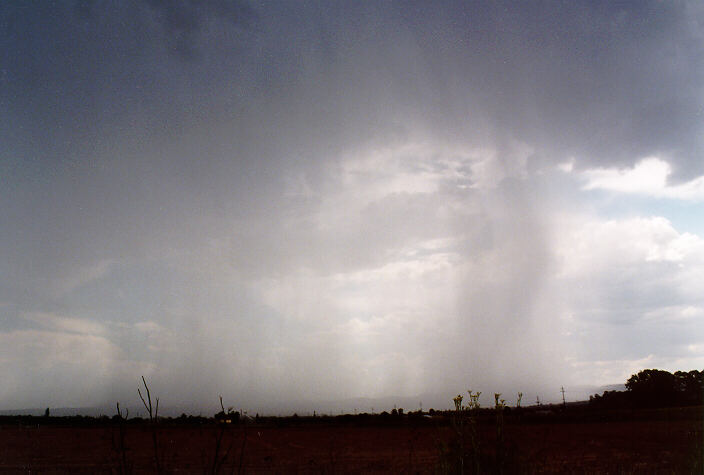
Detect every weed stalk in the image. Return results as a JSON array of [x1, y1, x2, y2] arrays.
[[111, 402, 131, 474], [138, 376, 162, 473], [211, 395, 235, 474]]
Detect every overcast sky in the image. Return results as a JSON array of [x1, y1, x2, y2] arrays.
[[2, 1, 704, 414]]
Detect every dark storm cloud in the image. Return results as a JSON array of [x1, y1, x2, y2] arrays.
[[142, 0, 255, 58], [397, 1, 704, 179], [3, 1, 703, 177]]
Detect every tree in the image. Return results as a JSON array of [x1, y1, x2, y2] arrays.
[[674, 370, 703, 405], [591, 368, 703, 409], [626, 369, 677, 407]]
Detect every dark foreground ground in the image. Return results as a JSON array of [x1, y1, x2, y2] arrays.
[[0, 406, 701, 473]]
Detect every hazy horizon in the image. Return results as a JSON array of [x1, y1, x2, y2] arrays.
[[2, 1, 704, 415], [0, 382, 627, 418]]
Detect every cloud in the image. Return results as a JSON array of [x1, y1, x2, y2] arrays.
[[568, 354, 659, 388], [569, 352, 704, 389], [0, 329, 149, 408], [580, 157, 704, 200], [141, 0, 254, 58], [554, 215, 704, 384], [51, 259, 118, 296], [556, 216, 704, 276], [22, 312, 107, 336]]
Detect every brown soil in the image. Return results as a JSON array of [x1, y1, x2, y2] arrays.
[[0, 416, 700, 473]]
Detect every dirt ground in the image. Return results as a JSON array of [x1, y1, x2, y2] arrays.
[[0, 415, 700, 473]]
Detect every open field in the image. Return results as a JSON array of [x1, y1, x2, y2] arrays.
[[0, 406, 700, 473]]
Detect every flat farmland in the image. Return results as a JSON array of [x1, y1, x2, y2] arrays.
[[0, 409, 700, 473]]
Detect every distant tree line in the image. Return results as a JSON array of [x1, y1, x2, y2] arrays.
[[590, 369, 703, 409]]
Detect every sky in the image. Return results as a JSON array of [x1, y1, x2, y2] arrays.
[[1, 0, 704, 415]]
